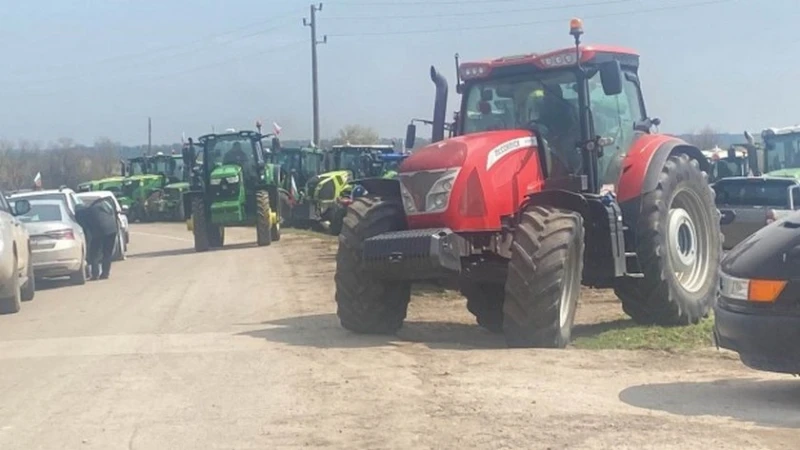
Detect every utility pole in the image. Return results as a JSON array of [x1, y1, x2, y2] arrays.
[[147, 117, 152, 155], [304, 3, 326, 148]]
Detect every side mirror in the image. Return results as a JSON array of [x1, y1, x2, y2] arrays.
[[598, 60, 623, 96], [271, 137, 281, 152], [405, 123, 416, 149], [13, 199, 30, 216], [121, 204, 130, 215]]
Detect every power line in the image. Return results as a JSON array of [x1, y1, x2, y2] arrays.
[[327, 0, 735, 37], [8, 7, 305, 76], [327, 0, 639, 19]]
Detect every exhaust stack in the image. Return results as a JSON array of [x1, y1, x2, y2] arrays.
[[430, 66, 448, 143]]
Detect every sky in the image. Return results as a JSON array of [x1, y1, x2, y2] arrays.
[[0, 0, 795, 146]]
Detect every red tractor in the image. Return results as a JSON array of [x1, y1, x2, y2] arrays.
[[335, 19, 721, 348]]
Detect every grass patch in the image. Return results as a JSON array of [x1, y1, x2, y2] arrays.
[[572, 315, 715, 351]]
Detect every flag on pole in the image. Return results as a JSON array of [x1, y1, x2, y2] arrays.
[[273, 122, 282, 135], [33, 172, 42, 189], [289, 174, 299, 205]]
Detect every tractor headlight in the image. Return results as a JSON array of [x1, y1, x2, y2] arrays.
[[226, 175, 240, 184], [210, 178, 222, 185], [424, 168, 460, 214], [398, 168, 460, 215]]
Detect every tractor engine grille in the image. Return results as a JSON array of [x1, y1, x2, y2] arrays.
[[211, 180, 240, 201]]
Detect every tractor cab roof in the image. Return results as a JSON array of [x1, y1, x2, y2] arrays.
[[198, 130, 262, 142], [762, 125, 800, 138], [459, 44, 639, 81]]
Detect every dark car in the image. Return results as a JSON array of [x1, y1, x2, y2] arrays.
[[714, 209, 800, 374]]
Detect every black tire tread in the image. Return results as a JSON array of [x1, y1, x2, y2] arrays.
[[614, 153, 722, 325], [503, 206, 584, 348], [460, 281, 504, 333], [256, 190, 272, 246], [335, 196, 411, 334], [192, 197, 210, 252]]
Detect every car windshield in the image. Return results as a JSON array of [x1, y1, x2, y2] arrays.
[[713, 179, 794, 208], [16, 202, 63, 223]]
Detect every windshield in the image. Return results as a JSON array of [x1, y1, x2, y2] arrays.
[[206, 136, 255, 169], [151, 158, 173, 176], [713, 179, 794, 208], [129, 160, 147, 175], [764, 133, 800, 172], [16, 202, 63, 222], [335, 149, 365, 172], [711, 158, 746, 180]]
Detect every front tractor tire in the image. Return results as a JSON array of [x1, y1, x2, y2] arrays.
[[335, 196, 411, 334], [191, 197, 210, 252], [460, 281, 504, 333], [614, 153, 721, 326], [256, 190, 273, 247], [503, 206, 585, 348]]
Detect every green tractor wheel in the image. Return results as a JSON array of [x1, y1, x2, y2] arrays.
[[256, 190, 273, 247], [191, 197, 210, 252]]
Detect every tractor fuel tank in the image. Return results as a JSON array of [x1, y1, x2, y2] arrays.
[[398, 130, 545, 232]]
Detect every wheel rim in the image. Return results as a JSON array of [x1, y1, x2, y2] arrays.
[[668, 187, 712, 293], [559, 236, 581, 329]]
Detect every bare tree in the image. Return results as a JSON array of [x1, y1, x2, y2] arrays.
[[333, 125, 380, 145], [684, 126, 721, 150]]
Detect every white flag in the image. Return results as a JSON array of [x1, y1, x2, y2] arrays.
[[33, 172, 42, 188], [273, 122, 282, 135]]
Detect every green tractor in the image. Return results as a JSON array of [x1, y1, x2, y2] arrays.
[[119, 156, 163, 222], [271, 146, 325, 226], [181, 129, 283, 252], [142, 152, 192, 221], [757, 126, 800, 179], [286, 144, 396, 229]]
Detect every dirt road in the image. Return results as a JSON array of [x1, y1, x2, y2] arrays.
[[0, 223, 796, 449]]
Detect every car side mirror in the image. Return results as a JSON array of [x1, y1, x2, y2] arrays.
[[405, 123, 416, 149], [599, 60, 623, 96], [121, 204, 130, 215], [789, 185, 800, 210], [13, 199, 30, 216]]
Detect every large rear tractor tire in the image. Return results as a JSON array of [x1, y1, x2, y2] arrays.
[[460, 280, 504, 333], [21, 250, 35, 302], [614, 153, 721, 325], [335, 196, 411, 334], [503, 206, 585, 348], [329, 203, 346, 236], [256, 190, 272, 247], [0, 255, 21, 315], [192, 197, 210, 252]]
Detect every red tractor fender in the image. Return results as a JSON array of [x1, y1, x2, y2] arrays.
[[616, 134, 710, 203]]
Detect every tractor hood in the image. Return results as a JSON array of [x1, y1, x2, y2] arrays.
[[400, 130, 536, 173], [210, 164, 242, 181], [397, 129, 543, 232]]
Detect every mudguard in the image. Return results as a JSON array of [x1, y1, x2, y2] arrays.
[[616, 135, 711, 242], [616, 135, 710, 203]]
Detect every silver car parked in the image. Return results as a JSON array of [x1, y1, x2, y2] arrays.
[[11, 199, 87, 285]]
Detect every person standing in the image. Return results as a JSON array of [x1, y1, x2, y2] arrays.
[[83, 197, 119, 280]]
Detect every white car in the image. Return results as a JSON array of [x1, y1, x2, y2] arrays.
[[12, 199, 87, 285], [76, 191, 129, 261], [8, 187, 83, 216], [0, 193, 35, 315]]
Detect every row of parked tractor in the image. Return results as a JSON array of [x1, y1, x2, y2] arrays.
[[77, 133, 410, 243]]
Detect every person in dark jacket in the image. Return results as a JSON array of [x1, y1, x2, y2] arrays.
[[76, 197, 119, 280]]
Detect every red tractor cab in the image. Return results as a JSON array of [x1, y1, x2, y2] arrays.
[[335, 19, 721, 348]]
